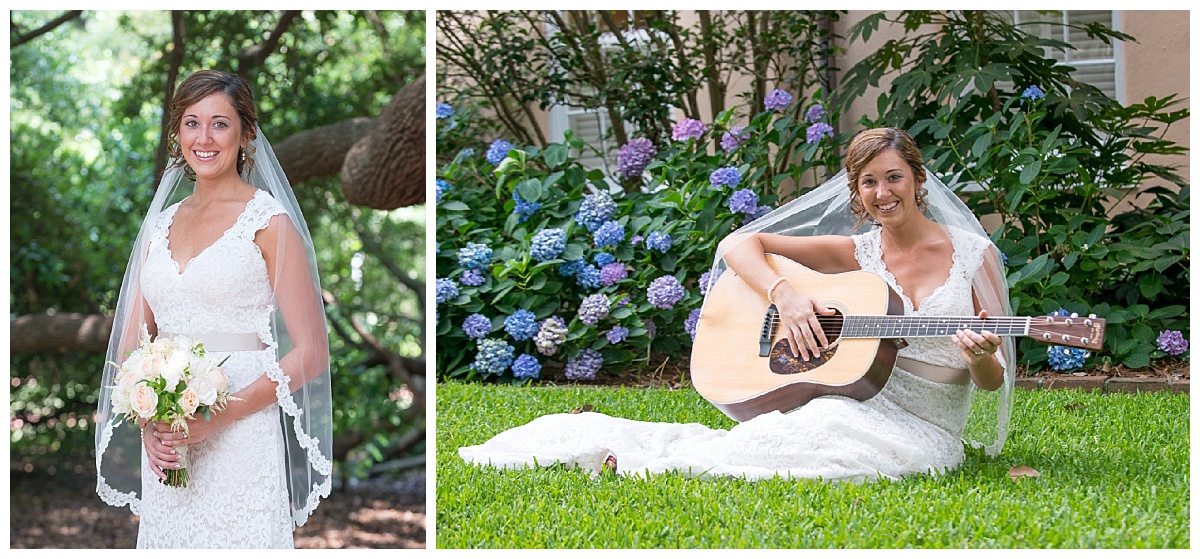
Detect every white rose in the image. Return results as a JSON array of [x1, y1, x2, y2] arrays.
[[179, 388, 200, 416], [209, 366, 230, 395], [189, 374, 218, 406], [116, 367, 141, 396], [129, 384, 159, 419], [160, 351, 189, 392], [140, 353, 166, 379], [110, 387, 131, 416]]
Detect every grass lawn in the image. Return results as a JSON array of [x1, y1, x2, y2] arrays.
[[435, 381, 1189, 548]]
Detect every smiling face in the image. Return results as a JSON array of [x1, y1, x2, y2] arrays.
[[177, 93, 249, 181], [855, 149, 919, 226]]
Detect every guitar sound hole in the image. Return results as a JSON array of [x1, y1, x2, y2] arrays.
[[768, 311, 843, 375]]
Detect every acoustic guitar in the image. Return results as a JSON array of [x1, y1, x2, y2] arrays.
[[691, 254, 1105, 421]]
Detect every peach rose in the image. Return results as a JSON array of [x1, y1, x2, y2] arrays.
[[179, 388, 200, 416], [130, 384, 159, 419]]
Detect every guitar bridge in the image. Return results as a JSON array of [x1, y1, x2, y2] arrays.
[[760, 305, 778, 357]]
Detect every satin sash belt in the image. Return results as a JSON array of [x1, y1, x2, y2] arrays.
[[896, 356, 970, 385], [161, 332, 267, 352]]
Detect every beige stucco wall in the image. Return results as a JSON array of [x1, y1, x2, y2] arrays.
[[1121, 11, 1190, 187]]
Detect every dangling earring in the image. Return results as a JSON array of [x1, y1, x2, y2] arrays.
[[240, 148, 247, 164], [916, 187, 929, 212]]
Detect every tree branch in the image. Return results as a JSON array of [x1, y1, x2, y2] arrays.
[[154, 11, 186, 185], [235, 10, 301, 78], [10, 10, 83, 48]]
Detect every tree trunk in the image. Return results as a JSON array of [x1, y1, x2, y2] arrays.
[[9, 313, 114, 354], [340, 75, 426, 210]]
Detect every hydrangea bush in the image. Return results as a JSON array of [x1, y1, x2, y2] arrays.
[[435, 94, 843, 382]]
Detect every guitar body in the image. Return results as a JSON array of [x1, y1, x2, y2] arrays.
[[691, 255, 905, 422]]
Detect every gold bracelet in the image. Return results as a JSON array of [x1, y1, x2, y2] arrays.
[[766, 276, 789, 305]]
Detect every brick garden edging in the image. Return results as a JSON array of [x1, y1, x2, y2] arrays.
[[1016, 375, 1189, 395]]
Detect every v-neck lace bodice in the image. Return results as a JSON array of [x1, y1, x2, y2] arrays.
[[852, 226, 991, 369]]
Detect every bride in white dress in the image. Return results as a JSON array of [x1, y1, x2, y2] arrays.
[[460, 128, 1016, 481], [95, 70, 333, 548]]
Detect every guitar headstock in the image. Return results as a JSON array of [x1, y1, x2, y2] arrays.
[[1029, 314, 1105, 350]]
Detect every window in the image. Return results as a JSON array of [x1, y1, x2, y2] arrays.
[[1012, 11, 1122, 103]]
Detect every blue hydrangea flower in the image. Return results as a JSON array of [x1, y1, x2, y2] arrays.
[[671, 118, 707, 142], [728, 189, 759, 215], [685, 308, 702, 339], [606, 325, 629, 344], [436, 178, 452, 203], [1157, 330, 1189, 355], [599, 263, 627, 286], [511, 354, 542, 379], [647, 275, 686, 309], [617, 138, 657, 179], [764, 89, 793, 111], [504, 309, 539, 341], [457, 242, 493, 270], [644, 231, 672, 253], [530, 228, 567, 262], [594, 252, 616, 267], [575, 190, 617, 232], [453, 148, 475, 164], [534, 316, 568, 356], [752, 205, 772, 220], [435, 278, 459, 305], [594, 220, 625, 248], [486, 139, 515, 165], [558, 258, 586, 277], [472, 338, 515, 376], [709, 166, 741, 189], [565, 348, 603, 380], [805, 104, 827, 123], [460, 268, 486, 287], [806, 122, 834, 144], [720, 126, 749, 152], [575, 264, 601, 289], [1048, 345, 1089, 371], [462, 313, 492, 339], [1021, 85, 1045, 101], [513, 191, 541, 223], [435, 103, 454, 119], [577, 294, 611, 326]]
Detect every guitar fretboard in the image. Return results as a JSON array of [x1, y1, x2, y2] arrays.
[[839, 316, 1031, 339]]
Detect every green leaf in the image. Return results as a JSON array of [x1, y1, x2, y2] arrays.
[[544, 143, 569, 169], [1019, 159, 1042, 185], [439, 201, 471, 211], [1138, 274, 1163, 299], [516, 178, 542, 202]]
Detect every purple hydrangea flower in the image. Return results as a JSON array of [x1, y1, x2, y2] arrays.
[[565, 348, 603, 381], [457, 242, 493, 270], [617, 138, 657, 179], [575, 191, 617, 232], [753, 205, 772, 220], [630, 235, 644, 245], [606, 325, 630, 344], [577, 294, 611, 325], [594, 220, 625, 248], [436, 103, 454, 119], [671, 118, 707, 142], [513, 191, 541, 223], [646, 320, 656, 340], [460, 268, 486, 287], [486, 139, 515, 165], [436, 178, 452, 203], [530, 228, 567, 262], [472, 338, 515, 376], [1157, 330, 1189, 355], [709, 166, 741, 189], [644, 231, 672, 253], [1021, 85, 1045, 101], [647, 275, 686, 309], [511, 354, 542, 379], [685, 308, 702, 339], [805, 104, 827, 123], [728, 188, 759, 215], [575, 264, 601, 289], [534, 316, 568, 356], [764, 89, 793, 111], [435, 278, 459, 305], [806, 122, 834, 144], [504, 309, 539, 341], [720, 126, 749, 152], [599, 263, 627, 286], [462, 313, 492, 339], [615, 295, 630, 307], [698, 269, 722, 296]]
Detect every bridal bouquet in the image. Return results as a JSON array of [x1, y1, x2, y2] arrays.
[[109, 325, 234, 487]]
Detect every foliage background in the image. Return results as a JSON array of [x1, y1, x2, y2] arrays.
[[9, 9, 427, 504]]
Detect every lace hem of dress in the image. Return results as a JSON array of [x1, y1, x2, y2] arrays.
[[263, 341, 333, 526], [95, 420, 143, 515]]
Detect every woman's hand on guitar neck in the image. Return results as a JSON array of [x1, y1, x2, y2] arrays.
[[773, 281, 837, 361]]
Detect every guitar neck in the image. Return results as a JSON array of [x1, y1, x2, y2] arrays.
[[839, 316, 1030, 339]]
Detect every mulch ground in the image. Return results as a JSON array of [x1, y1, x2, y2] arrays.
[[9, 463, 426, 549]]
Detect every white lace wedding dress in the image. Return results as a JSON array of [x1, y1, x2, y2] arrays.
[[460, 226, 990, 482], [136, 189, 294, 548]]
